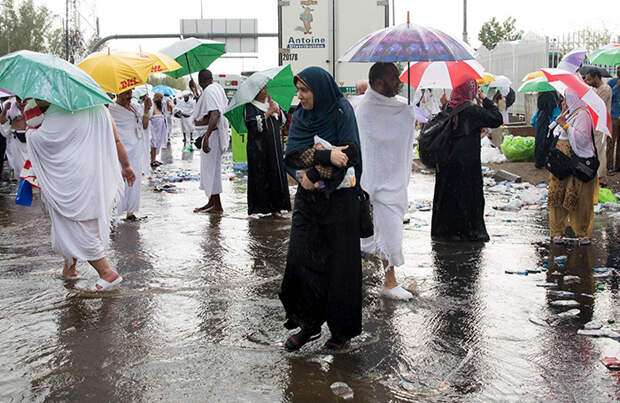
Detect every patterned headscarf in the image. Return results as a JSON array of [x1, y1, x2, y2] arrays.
[[449, 79, 478, 108]]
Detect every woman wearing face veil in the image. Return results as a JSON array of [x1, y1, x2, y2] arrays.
[[431, 80, 503, 242], [534, 92, 560, 168], [279, 67, 362, 351], [548, 88, 597, 246]]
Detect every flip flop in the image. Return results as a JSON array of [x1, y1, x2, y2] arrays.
[[380, 285, 413, 301], [91, 276, 123, 292]]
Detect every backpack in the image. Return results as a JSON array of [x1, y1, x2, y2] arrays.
[[505, 87, 516, 108], [418, 102, 470, 168]]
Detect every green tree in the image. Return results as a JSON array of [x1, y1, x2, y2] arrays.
[[0, 0, 61, 56], [478, 17, 523, 50], [148, 74, 189, 91]]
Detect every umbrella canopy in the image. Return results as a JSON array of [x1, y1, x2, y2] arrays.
[[160, 38, 226, 79], [588, 44, 620, 66], [399, 60, 484, 89], [488, 75, 511, 89], [0, 50, 112, 111], [143, 52, 182, 75], [557, 47, 587, 73], [522, 71, 544, 81], [78, 51, 153, 94], [578, 65, 611, 78], [541, 68, 611, 136], [224, 64, 296, 133], [132, 84, 153, 99], [517, 76, 556, 93], [0, 88, 13, 97], [152, 84, 178, 96], [339, 21, 475, 63], [476, 73, 496, 86]]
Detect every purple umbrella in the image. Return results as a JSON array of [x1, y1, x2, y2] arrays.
[[339, 14, 474, 63], [0, 88, 13, 97], [339, 12, 475, 103]]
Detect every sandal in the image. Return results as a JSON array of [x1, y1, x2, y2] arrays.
[[323, 336, 350, 351], [124, 215, 138, 221], [90, 276, 122, 292], [551, 236, 564, 245], [579, 237, 592, 246], [284, 328, 321, 351]]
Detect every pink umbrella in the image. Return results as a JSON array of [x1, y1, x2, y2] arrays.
[[541, 68, 611, 137], [399, 60, 484, 89]]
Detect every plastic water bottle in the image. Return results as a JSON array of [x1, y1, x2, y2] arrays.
[[330, 382, 354, 400], [505, 270, 528, 275]]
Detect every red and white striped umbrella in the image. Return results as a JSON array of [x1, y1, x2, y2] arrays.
[[541, 68, 611, 137], [399, 60, 485, 89]]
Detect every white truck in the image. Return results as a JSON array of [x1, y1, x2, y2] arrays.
[[278, 0, 389, 95]]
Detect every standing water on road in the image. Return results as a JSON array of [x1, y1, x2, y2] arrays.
[[0, 131, 619, 401]]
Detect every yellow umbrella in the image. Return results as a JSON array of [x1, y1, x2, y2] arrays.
[[143, 52, 182, 75], [114, 51, 182, 75], [522, 71, 544, 82], [476, 73, 496, 86], [77, 51, 154, 94]]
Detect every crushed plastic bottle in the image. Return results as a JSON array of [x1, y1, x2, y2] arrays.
[[584, 321, 603, 330], [563, 275, 581, 284], [547, 290, 575, 298], [536, 282, 558, 288], [594, 267, 612, 273], [505, 270, 528, 275], [556, 309, 580, 319], [554, 255, 568, 263], [577, 327, 620, 339], [601, 357, 620, 370], [597, 285, 606, 291], [330, 382, 354, 400], [550, 300, 580, 308]]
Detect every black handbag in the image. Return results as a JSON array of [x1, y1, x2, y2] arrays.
[[13, 130, 26, 143], [194, 135, 203, 150], [545, 134, 573, 180], [358, 189, 373, 238], [571, 128, 599, 182]]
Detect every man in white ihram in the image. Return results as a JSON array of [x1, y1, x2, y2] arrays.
[[193, 69, 229, 214], [357, 62, 416, 301], [27, 100, 136, 291]]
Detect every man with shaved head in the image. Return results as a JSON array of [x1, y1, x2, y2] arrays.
[[193, 69, 230, 213]]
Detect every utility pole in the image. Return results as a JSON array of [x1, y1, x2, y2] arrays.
[[392, 0, 395, 26], [200, 0, 203, 19], [65, 0, 69, 60], [462, 0, 468, 44]]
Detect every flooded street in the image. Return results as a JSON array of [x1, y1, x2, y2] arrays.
[[1, 129, 619, 402]]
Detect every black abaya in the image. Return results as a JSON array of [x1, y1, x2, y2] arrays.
[[431, 98, 503, 242], [243, 103, 291, 215]]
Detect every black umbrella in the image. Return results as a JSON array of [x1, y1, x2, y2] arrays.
[[579, 65, 612, 78]]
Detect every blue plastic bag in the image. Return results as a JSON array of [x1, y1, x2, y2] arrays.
[[15, 178, 33, 206]]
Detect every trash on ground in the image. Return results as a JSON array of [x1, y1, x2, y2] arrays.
[[577, 327, 620, 339], [550, 300, 580, 308], [330, 382, 354, 400], [554, 255, 567, 263], [536, 282, 558, 288], [501, 135, 535, 162], [547, 290, 575, 298], [601, 357, 620, 370], [563, 275, 580, 284], [584, 321, 603, 330], [505, 270, 528, 275], [556, 309, 580, 319]]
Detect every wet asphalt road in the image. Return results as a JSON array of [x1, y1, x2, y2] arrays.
[[0, 128, 619, 402]]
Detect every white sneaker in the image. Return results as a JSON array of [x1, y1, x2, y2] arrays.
[[380, 285, 413, 301]]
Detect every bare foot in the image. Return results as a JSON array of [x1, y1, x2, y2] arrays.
[[62, 259, 78, 279], [208, 208, 224, 214], [193, 204, 213, 213]]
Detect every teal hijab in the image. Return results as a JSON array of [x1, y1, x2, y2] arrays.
[[286, 66, 361, 176]]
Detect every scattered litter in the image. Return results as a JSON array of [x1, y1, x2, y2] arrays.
[[493, 198, 522, 211], [584, 321, 603, 330], [593, 267, 613, 273], [415, 200, 432, 211], [550, 300, 580, 308], [563, 275, 581, 284], [330, 382, 354, 400], [554, 255, 567, 263], [481, 137, 506, 163], [609, 319, 616, 325], [597, 285, 606, 291], [577, 327, 620, 339], [399, 380, 415, 392], [536, 282, 558, 288], [547, 290, 575, 298], [601, 357, 620, 370], [505, 270, 528, 275], [63, 326, 76, 333], [419, 169, 433, 175], [556, 309, 580, 319]]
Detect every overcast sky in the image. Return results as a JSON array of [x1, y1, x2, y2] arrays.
[[41, 0, 620, 74]]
